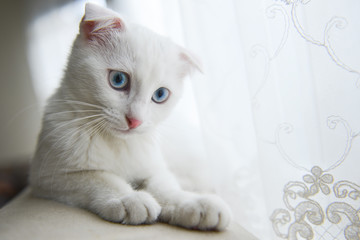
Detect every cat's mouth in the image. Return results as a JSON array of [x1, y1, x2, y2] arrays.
[[111, 127, 131, 134], [103, 114, 145, 137], [108, 125, 142, 137]]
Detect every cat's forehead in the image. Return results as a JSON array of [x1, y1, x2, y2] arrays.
[[129, 27, 179, 73], [106, 26, 181, 89]]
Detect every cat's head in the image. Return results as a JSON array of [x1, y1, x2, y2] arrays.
[[62, 3, 201, 138]]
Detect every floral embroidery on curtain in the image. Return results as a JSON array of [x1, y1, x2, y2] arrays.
[[251, 0, 360, 239], [271, 117, 360, 239]]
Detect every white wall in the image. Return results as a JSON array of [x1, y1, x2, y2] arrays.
[[0, 1, 41, 166]]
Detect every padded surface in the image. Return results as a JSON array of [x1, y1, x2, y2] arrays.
[[0, 188, 257, 240]]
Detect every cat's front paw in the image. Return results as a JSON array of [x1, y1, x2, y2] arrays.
[[98, 191, 161, 225], [166, 195, 231, 231]]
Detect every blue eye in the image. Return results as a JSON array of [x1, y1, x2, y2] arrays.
[[109, 71, 130, 90], [152, 87, 170, 103]]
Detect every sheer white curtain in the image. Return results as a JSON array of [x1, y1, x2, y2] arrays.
[[115, 0, 360, 239], [28, 0, 360, 239]]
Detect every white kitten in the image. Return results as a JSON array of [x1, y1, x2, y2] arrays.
[[30, 3, 231, 231]]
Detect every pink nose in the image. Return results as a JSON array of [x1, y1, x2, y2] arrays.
[[126, 116, 142, 129]]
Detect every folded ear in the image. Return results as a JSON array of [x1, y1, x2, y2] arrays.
[[80, 3, 125, 42], [179, 48, 203, 77]]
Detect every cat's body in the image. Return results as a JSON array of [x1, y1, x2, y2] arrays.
[[30, 3, 230, 231]]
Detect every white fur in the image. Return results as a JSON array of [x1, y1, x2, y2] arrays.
[[30, 3, 230, 231]]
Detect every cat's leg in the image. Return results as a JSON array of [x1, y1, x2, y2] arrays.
[[31, 171, 161, 224], [144, 172, 231, 231]]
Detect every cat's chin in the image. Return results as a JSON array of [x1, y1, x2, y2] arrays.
[[109, 127, 144, 139]]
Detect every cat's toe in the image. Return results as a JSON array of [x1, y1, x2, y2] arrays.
[[97, 198, 127, 222], [202, 196, 231, 231], [174, 195, 231, 231], [121, 191, 161, 224], [99, 191, 161, 225]]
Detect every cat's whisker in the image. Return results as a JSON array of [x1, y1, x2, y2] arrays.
[[48, 99, 105, 110], [37, 113, 106, 149], [46, 109, 102, 118], [46, 117, 105, 192], [81, 118, 103, 136], [37, 116, 105, 182], [86, 119, 107, 138], [90, 118, 107, 135]]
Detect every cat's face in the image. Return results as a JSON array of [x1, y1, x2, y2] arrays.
[[63, 3, 200, 138]]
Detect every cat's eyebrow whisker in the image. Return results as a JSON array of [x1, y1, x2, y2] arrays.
[[48, 99, 105, 110]]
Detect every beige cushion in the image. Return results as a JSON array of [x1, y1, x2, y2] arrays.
[[0, 188, 257, 240]]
